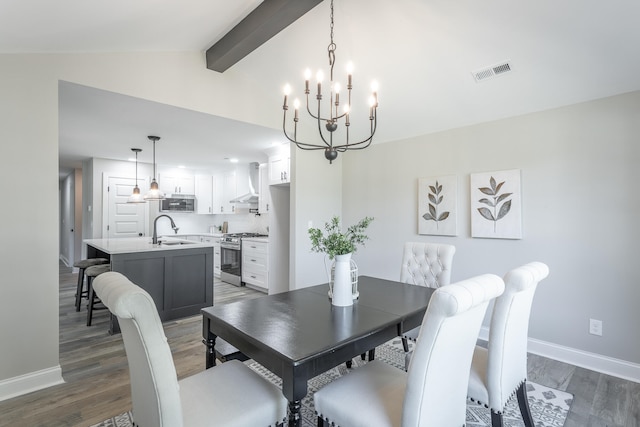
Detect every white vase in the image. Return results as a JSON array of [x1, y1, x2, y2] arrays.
[[332, 253, 354, 307]]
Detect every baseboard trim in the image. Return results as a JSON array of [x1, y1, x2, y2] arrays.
[[478, 326, 640, 383], [0, 366, 65, 402]]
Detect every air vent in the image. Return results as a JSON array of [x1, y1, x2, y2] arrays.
[[472, 60, 513, 82]]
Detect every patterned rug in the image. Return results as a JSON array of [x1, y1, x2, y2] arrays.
[[91, 339, 572, 427]]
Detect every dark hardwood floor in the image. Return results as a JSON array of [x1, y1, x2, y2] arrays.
[[0, 263, 637, 426]]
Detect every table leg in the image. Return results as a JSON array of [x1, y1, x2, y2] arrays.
[[203, 329, 217, 368], [288, 400, 302, 427]]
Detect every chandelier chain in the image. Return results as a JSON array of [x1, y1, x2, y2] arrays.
[[328, 0, 336, 77]]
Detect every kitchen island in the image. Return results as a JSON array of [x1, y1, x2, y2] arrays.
[[84, 237, 214, 333]]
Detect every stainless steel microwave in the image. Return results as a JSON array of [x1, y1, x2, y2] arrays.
[[159, 196, 195, 212]]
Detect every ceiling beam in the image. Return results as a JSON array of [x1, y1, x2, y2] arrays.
[[206, 0, 323, 73]]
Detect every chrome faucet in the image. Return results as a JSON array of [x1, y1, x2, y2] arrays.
[[152, 214, 179, 244]]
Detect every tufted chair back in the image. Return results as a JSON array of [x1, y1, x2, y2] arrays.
[[93, 271, 183, 426], [403, 274, 505, 427], [467, 262, 549, 426], [399, 242, 456, 288]]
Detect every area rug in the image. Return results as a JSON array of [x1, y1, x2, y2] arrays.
[[91, 339, 572, 427]]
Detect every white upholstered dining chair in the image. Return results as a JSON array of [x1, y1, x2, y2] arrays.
[[314, 274, 505, 427], [399, 241, 456, 351], [93, 271, 287, 427], [467, 262, 550, 427]]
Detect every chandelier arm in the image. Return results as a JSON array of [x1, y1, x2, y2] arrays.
[[332, 113, 377, 151], [282, 109, 299, 145], [282, 100, 334, 150], [305, 93, 334, 122]]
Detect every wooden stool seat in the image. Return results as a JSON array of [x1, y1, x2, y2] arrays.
[[74, 258, 109, 312], [85, 264, 111, 326]]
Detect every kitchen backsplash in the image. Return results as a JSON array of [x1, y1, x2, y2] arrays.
[[153, 210, 269, 236]]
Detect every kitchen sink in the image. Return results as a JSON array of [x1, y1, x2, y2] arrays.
[[158, 239, 195, 246]]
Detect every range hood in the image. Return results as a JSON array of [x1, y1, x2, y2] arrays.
[[230, 162, 259, 204]]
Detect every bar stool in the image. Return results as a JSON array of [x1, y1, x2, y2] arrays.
[[74, 258, 109, 311], [85, 263, 111, 326]]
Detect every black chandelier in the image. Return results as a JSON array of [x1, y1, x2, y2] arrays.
[[281, 0, 378, 164]]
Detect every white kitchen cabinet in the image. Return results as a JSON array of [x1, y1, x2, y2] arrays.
[[258, 163, 271, 214], [242, 239, 268, 293], [268, 144, 290, 186], [195, 174, 213, 214], [211, 170, 236, 214], [159, 173, 195, 195], [197, 235, 221, 278]]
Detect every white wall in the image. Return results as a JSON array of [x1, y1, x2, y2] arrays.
[[340, 91, 640, 372], [291, 147, 343, 289]]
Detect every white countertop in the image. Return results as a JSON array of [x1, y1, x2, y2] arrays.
[[84, 237, 213, 255]]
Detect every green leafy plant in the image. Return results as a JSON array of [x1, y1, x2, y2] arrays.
[[422, 180, 450, 229], [309, 216, 374, 260], [477, 176, 512, 232]]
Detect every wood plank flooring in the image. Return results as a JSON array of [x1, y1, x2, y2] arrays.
[[0, 263, 637, 426]]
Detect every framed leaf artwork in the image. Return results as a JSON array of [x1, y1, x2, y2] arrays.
[[418, 175, 458, 236], [470, 169, 522, 239]]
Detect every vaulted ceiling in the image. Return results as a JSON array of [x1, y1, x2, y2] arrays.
[[3, 0, 639, 173]]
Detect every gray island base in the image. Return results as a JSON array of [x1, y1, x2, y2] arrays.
[[85, 237, 214, 334]]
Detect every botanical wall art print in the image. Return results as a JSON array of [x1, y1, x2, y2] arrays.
[[470, 169, 522, 239], [418, 175, 458, 236]]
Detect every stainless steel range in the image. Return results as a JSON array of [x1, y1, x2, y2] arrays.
[[219, 233, 268, 286]]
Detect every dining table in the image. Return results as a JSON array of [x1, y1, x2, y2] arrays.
[[200, 275, 435, 427]]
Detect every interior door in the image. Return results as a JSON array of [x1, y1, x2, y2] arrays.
[[105, 176, 147, 238]]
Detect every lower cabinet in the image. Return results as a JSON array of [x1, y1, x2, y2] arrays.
[[242, 239, 268, 293]]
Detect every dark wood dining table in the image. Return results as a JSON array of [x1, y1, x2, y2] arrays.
[[201, 276, 435, 427]]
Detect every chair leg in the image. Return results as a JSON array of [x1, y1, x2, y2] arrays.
[[86, 276, 95, 326], [516, 382, 535, 427], [402, 336, 409, 352], [317, 416, 325, 426], [490, 409, 504, 427], [75, 267, 85, 312], [368, 348, 375, 361]]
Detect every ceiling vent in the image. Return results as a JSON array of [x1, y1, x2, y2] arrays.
[[472, 60, 513, 82]]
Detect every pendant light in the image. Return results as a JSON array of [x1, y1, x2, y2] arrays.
[[144, 135, 165, 201], [127, 148, 146, 203]]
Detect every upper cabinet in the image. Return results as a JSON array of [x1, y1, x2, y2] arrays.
[[259, 163, 271, 214], [159, 172, 195, 195], [211, 170, 236, 214], [194, 174, 213, 214], [268, 143, 291, 186]]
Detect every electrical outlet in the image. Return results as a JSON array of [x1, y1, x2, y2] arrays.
[[589, 318, 603, 336]]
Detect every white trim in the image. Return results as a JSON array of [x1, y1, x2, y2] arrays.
[[0, 366, 65, 402], [478, 326, 640, 383]]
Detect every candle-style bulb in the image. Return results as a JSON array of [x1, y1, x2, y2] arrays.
[[283, 84, 291, 109], [304, 68, 312, 80], [294, 98, 300, 120]]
